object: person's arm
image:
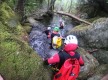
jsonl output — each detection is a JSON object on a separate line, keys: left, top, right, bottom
{"left": 79, "top": 56, "right": 84, "bottom": 66}
{"left": 48, "top": 32, "right": 51, "bottom": 38}
{"left": 44, "top": 53, "right": 60, "bottom": 65}
{"left": 75, "top": 52, "right": 84, "bottom": 66}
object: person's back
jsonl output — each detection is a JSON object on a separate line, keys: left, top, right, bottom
{"left": 43, "top": 35, "right": 84, "bottom": 80}
{"left": 50, "top": 26, "right": 61, "bottom": 49}
{"left": 53, "top": 51, "right": 81, "bottom": 80}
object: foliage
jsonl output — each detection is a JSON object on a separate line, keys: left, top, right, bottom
{"left": 25, "top": 0, "right": 43, "bottom": 15}
{"left": 2, "top": 0, "right": 43, "bottom": 16}
{"left": 2, "top": 0, "right": 17, "bottom": 10}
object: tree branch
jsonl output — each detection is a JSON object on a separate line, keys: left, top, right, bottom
{"left": 54, "top": 11, "right": 91, "bottom": 25}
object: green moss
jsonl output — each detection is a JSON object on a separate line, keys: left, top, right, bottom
{"left": 23, "top": 25, "right": 32, "bottom": 33}
{"left": 0, "top": 33, "right": 44, "bottom": 80}
{"left": 87, "top": 17, "right": 100, "bottom": 23}
{"left": 0, "top": 31, "right": 11, "bottom": 41}
{"left": 17, "top": 25, "right": 25, "bottom": 35}
{"left": 0, "top": 2, "right": 52, "bottom": 80}
{"left": 0, "top": 41, "right": 19, "bottom": 52}
{"left": 0, "top": 2, "right": 24, "bottom": 36}
{"left": 68, "top": 23, "right": 91, "bottom": 34}
{"left": 0, "top": 2, "right": 15, "bottom": 21}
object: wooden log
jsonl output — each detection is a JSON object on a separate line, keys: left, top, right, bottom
{"left": 54, "top": 11, "right": 91, "bottom": 25}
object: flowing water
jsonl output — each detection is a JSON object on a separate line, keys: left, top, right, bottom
{"left": 29, "top": 14, "right": 74, "bottom": 59}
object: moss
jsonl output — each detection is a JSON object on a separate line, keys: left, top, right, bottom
{"left": 0, "top": 41, "right": 19, "bottom": 52}
{"left": 68, "top": 23, "right": 91, "bottom": 34}
{"left": 0, "top": 35, "right": 45, "bottom": 80}
{"left": 0, "top": 2, "right": 52, "bottom": 80}
{"left": 87, "top": 16, "right": 100, "bottom": 23}
{"left": 0, "top": 2, "right": 15, "bottom": 20}
{"left": 23, "top": 25, "right": 32, "bottom": 33}
{"left": 0, "top": 2, "right": 24, "bottom": 36}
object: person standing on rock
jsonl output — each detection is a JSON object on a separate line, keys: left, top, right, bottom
{"left": 59, "top": 18, "right": 65, "bottom": 29}
{"left": 50, "top": 26, "right": 62, "bottom": 49}
{"left": 44, "top": 27, "right": 51, "bottom": 39}
{"left": 59, "top": 18, "right": 65, "bottom": 38}
{"left": 43, "top": 35, "right": 84, "bottom": 80}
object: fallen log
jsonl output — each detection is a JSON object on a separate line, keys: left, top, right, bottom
{"left": 54, "top": 11, "right": 91, "bottom": 25}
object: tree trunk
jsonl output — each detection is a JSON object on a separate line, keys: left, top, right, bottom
{"left": 48, "top": 0, "right": 50, "bottom": 9}
{"left": 69, "top": 0, "right": 72, "bottom": 13}
{"left": 54, "top": 11, "right": 91, "bottom": 25}
{"left": 15, "top": 0, "right": 26, "bottom": 17}
{"left": 48, "top": 0, "right": 56, "bottom": 11}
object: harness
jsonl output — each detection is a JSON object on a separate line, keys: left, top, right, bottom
{"left": 52, "top": 51, "right": 80, "bottom": 70}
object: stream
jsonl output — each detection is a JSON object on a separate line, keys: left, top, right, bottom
{"left": 29, "top": 14, "right": 74, "bottom": 59}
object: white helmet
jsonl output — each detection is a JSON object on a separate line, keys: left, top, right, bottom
{"left": 47, "top": 27, "right": 51, "bottom": 30}
{"left": 64, "top": 35, "right": 78, "bottom": 44}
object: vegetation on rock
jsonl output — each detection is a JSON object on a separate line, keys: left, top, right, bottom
{"left": 0, "top": 2, "right": 52, "bottom": 80}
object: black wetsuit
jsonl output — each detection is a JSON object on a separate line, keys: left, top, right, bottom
{"left": 44, "top": 30, "right": 50, "bottom": 38}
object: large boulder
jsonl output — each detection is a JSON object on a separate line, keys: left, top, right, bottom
{"left": 87, "top": 64, "right": 108, "bottom": 80}
{"left": 95, "top": 0, "right": 108, "bottom": 13}
{"left": 68, "top": 18, "right": 108, "bottom": 64}
{"left": 76, "top": 48, "right": 99, "bottom": 80}
{"left": 69, "top": 18, "right": 108, "bottom": 48}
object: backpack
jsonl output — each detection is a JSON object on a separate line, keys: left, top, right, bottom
{"left": 53, "top": 58, "right": 80, "bottom": 80}
{"left": 52, "top": 36, "right": 62, "bottom": 49}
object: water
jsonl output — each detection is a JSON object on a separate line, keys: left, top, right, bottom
{"left": 48, "top": 14, "right": 74, "bottom": 37}
{"left": 29, "top": 14, "right": 74, "bottom": 59}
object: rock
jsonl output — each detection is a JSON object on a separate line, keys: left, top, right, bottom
{"left": 76, "top": 47, "right": 99, "bottom": 80}
{"left": 75, "top": 0, "right": 99, "bottom": 18}
{"left": 87, "top": 64, "right": 108, "bottom": 80}
{"left": 68, "top": 18, "right": 108, "bottom": 48}
{"left": 68, "top": 18, "right": 108, "bottom": 64}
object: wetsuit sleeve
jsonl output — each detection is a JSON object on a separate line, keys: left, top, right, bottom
{"left": 79, "top": 56, "right": 84, "bottom": 66}
{"left": 47, "top": 53, "right": 60, "bottom": 64}
{"left": 74, "top": 52, "right": 84, "bottom": 66}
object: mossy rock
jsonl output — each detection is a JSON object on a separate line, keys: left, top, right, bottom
{"left": 0, "top": 2, "right": 52, "bottom": 80}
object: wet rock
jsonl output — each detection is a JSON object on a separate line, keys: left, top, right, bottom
{"left": 76, "top": 0, "right": 99, "bottom": 18}
{"left": 29, "top": 30, "right": 51, "bottom": 59}
{"left": 28, "top": 9, "right": 53, "bottom": 21}
{"left": 92, "top": 49, "right": 108, "bottom": 64}
{"left": 87, "top": 64, "right": 108, "bottom": 80}
{"left": 76, "top": 47, "right": 99, "bottom": 80}
{"left": 95, "top": 0, "right": 108, "bottom": 13}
